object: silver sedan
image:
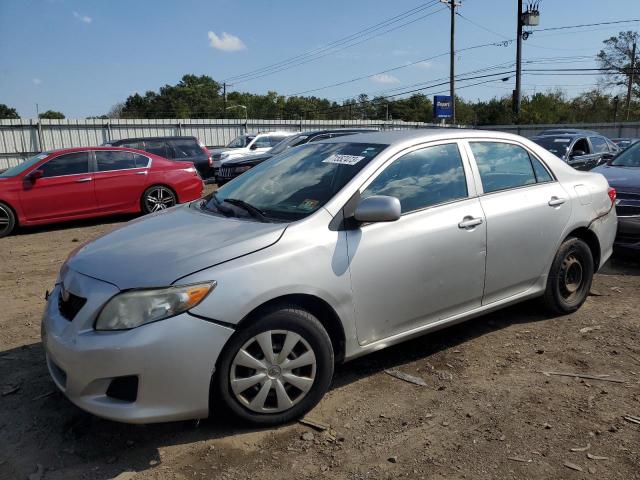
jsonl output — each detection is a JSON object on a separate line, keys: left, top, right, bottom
{"left": 42, "top": 129, "right": 617, "bottom": 425}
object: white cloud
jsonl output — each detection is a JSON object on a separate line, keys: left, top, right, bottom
{"left": 32, "top": 78, "right": 42, "bottom": 85}
{"left": 372, "top": 73, "right": 399, "bottom": 84}
{"left": 72, "top": 11, "right": 92, "bottom": 24}
{"left": 208, "top": 31, "right": 246, "bottom": 52}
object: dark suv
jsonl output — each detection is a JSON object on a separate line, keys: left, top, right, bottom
{"left": 217, "top": 128, "right": 378, "bottom": 184}
{"left": 530, "top": 132, "right": 619, "bottom": 171}
{"left": 104, "top": 136, "right": 213, "bottom": 179}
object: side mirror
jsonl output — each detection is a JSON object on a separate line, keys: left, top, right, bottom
{"left": 27, "top": 169, "right": 44, "bottom": 183}
{"left": 354, "top": 195, "right": 401, "bottom": 223}
{"left": 570, "top": 150, "right": 586, "bottom": 158}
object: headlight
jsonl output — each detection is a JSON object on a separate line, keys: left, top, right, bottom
{"left": 95, "top": 282, "right": 215, "bottom": 331}
{"left": 233, "top": 166, "right": 252, "bottom": 173}
{"left": 220, "top": 153, "right": 230, "bottom": 160}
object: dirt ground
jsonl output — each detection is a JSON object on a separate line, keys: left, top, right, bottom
{"left": 1, "top": 192, "right": 639, "bottom": 480}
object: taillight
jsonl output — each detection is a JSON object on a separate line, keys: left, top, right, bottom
{"left": 607, "top": 187, "right": 616, "bottom": 205}
{"left": 208, "top": 155, "right": 213, "bottom": 166}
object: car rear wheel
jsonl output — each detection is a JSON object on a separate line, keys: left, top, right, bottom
{"left": 0, "top": 202, "right": 16, "bottom": 238}
{"left": 215, "top": 307, "right": 334, "bottom": 426}
{"left": 141, "top": 186, "right": 176, "bottom": 214}
{"left": 543, "top": 237, "right": 594, "bottom": 314}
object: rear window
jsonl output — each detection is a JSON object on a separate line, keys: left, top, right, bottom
{"left": 470, "top": 142, "right": 537, "bottom": 193}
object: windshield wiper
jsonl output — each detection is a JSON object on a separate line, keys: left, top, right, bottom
{"left": 223, "top": 198, "right": 271, "bottom": 223}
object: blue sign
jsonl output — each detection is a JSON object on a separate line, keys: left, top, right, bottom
{"left": 434, "top": 95, "right": 453, "bottom": 119}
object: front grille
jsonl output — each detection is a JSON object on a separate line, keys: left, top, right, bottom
{"left": 219, "top": 167, "right": 234, "bottom": 177}
{"left": 616, "top": 205, "right": 640, "bottom": 217}
{"left": 616, "top": 191, "right": 640, "bottom": 200}
{"left": 615, "top": 191, "right": 640, "bottom": 217}
{"left": 58, "top": 288, "right": 87, "bottom": 322}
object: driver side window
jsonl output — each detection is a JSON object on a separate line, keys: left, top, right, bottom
{"left": 362, "top": 143, "right": 468, "bottom": 214}
{"left": 572, "top": 138, "right": 590, "bottom": 156}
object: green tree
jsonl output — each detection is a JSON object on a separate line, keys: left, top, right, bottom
{"left": 39, "top": 110, "right": 65, "bottom": 119}
{"left": 0, "top": 103, "right": 20, "bottom": 119}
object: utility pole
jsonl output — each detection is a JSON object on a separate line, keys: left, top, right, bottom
{"left": 441, "top": 0, "right": 458, "bottom": 124}
{"left": 626, "top": 42, "right": 637, "bottom": 120}
{"left": 222, "top": 82, "right": 227, "bottom": 116}
{"left": 514, "top": 0, "right": 523, "bottom": 118}
{"left": 613, "top": 95, "right": 620, "bottom": 123}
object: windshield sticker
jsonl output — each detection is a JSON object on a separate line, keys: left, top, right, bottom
{"left": 553, "top": 138, "right": 571, "bottom": 143}
{"left": 322, "top": 154, "right": 366, "bottom": 165}
{"left": 298, "top": 199, "right": 319, "bottom": 211}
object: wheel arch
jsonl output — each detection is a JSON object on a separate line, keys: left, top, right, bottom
{"left": 564, "top": 226, "right": 601, "bottom": 270}
{"left": 234, "top": 293, "right": 346, "bottom": 364}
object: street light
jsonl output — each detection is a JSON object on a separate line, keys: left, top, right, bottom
{"left": 225, "top": 105, "right": 248, "bottom": 133}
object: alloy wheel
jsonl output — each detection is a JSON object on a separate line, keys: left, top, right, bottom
{"left": 0, "top": 204, "right": 12, "bottom": 236}
{"left": 144, "top": 187, "right": 175, "bottom": 212}
{"left": 230, "top": 330, "right": 317, "bottom": 413}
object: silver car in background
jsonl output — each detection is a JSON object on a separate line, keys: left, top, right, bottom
{"left": 42, "top": 130, "right": 617, "bottom": 426}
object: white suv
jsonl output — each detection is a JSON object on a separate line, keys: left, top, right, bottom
{"left": 212, "top": 132, "right": 294, "bottom": 172}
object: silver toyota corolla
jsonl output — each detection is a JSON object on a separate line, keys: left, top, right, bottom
{"left": 42, "top": 130, "right": 617, "bottom": 425}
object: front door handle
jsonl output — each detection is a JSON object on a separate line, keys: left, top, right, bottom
{"left": 458, "top": 216, "right": 483, "bottom": 229}
{"left": 548, "top": 196, "right": 566, "bottom": 207}
{"left": 75, "top": 177, "right": 92, "bottom": 183}
{"left": 135, "top": 171, "right": 148, "bottom": 175}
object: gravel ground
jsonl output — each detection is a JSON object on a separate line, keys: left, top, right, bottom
{"left": 1, "top": 193, "right": 639, "bottom": 480}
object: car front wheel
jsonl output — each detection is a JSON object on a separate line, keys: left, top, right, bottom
{"left": 543, "top": 237, "right": 594, "bottom": 314}
{"left": 215, "top": 307, "right": 334, "bottom": 426}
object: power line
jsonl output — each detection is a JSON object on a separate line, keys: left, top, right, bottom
{"left": 535, "top": 18, "right": 640, "bottom": 33}
{"left": 223, "top": 1, "right": 444, "bottom": 84}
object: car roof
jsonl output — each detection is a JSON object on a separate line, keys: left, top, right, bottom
{"left": 296, "top": 128, "right": 379, "bottom": 136}
{"left": 108, "top": 136, "right": 198, "bottom": 143}
{"left": 44, "top": 146, "right": 158, "bottom": 156}
{"left": 531, "top": 133, "right": 585, "bottom": 140}
{"left": 318, "top": 128, "right": 533, "bottom": 146}
{"left": 537, "top": 128, "right": 600, "bottom": 136}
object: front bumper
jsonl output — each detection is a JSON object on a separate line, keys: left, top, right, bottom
{"left": 41, "top": 270, "right": 234, "bottom": 424}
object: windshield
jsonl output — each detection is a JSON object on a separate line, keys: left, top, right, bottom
{"left": 226, "top": 135, "right": 255, "bottom": 148}
{"left": 202, "top": 142, "right": 387, "bottom": 221}
{"left": 269, "top": 134, "right": 310, "bottom": 155}
{"left": 532, "top": 136, "right": 570, "bottom": 158}
{"left": 0, "top": 152, "right": 49, "bottom": 177}
{"left": 611, "top": 141, "right": 640, "bottom": 167}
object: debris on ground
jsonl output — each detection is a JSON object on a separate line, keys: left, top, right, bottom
{"left": 622, "top": 415, "right": 640, "bottom": 426}
{"left": 541, "top": 371, "right": 625, "bottom": 383}
{"left": 507, "top": 456, "right": 531, "bottom": 463}
{"left": 387, "top": 456, "right": 398, "bottom": 463}
{"left": 384, "top": 369, "right": 428, "bottom": 386}
{"left": 570, "top": 443, "right": 590, "bottom": 452}
{"left": 563, "top": 461, "right": 583, "bottom": 471}
{"left": 579, "top": 326, "right": 601, "bottom": 334}
{"left": 301, "top": 432, "right": 315, "bottom": 442}
{"left": 299, "top": 418, "right": 329, "bottom": 432}
{"left": 610, "top": 286, "right": 622, "bottom": 293}
{"left": 31, "top": 390, "right": 55, "bottom": 401}
{"left": 586, "top": 453, "right": 609, "bottom": 460}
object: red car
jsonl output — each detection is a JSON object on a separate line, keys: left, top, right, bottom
{"left": 0, "top": 147, "right": 203, "bottom": 237}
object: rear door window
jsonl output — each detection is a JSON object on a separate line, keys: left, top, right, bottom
{"left": 95, "top": 151, "right": 144, "bottom": 171}
{"left": 363, "top": 143, "right": 468, "bottom": 214}
{"left": 145, "top": 140, "right": 170, "bottom": 158}
{"left": 170, "top": 139, "right": 203, "bottom": 158}
{"left": 589, "top": 136, "right": 609, "bottom": 154}
{"left": 572, "top": 138, "right": 590, "bottom": 155}
{"left": 470, "top": 142, "right": 537, "bottom": 193}
{"left": 40, "top": 152, "right": 90, "bottom": 178}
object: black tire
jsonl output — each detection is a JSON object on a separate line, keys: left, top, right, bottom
{"left": 214, "top": 306, "right": 334, "bottom": 426}
{"left": 543, "top": 237, "right": 594, "bottom": 314}
{"left": 140, "top": 185, "right": 176, "bottom": 214}
{"left": 0, "top": 202, "right": 16, "bottom": 238}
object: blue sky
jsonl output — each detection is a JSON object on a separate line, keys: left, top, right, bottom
{"left": 1, "top": 0, "right": 638, "bottom": 118}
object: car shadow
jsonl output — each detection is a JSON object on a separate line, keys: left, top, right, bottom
{"left": 599, "top": 248, "right": 640, "bottom": 276}
{"left": 13, "top": 213, "right": 140, "bottom": 236}
{"left": 0, "top": 298, "right": 554, "bottom": 480}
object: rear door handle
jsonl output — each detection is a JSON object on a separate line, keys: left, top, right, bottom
{"left": 458, "top": 216, "right": 483, "bottom": 229}
{"left": 135, "top": 171, "right": 148, "bottom": 175}
{"left": 548, "top": 196, "right": 566, "bottom": 207}
{"left": 75, "top": 177, "right": 92, "bottom": 183}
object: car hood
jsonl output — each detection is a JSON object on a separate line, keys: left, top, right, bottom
{"left": 66, "top": 204, "right": 287, "bottom": 290}
{"left": 592, "top": 165, "right": 640, "bottom": 192}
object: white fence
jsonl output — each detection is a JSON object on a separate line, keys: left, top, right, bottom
{"left": 0, "top": 118, "right": 435, "bottom": 169}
